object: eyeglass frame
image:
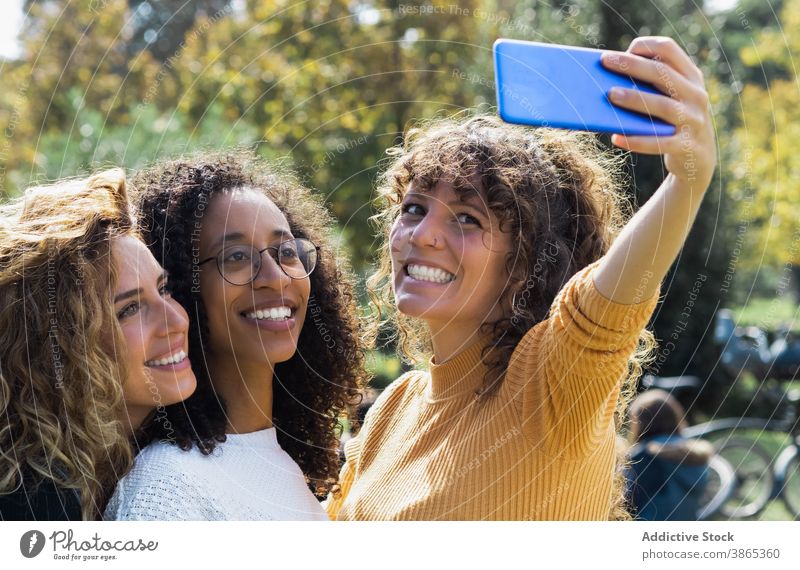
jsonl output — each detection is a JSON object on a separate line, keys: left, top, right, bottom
{"left": 197, "top": 237, "right": 320, "bottom": 285}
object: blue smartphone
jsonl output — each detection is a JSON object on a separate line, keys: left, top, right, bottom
{"left": 493, "top": 38, "right": 676, "bottom": 136}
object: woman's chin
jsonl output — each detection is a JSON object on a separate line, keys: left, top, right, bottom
{"left": 175, "top": 373, "right": 198, "bottom": 402}
{"left": 155, "top": 373, "right": 198, "bottom": 407}
{"left": 396, "top": 297, "right": 447, "bottom": 321}
{"left": 258, "top": 341, "right": 300, "bottom": 365}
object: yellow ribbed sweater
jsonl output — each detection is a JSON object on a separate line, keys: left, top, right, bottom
{"left": 327, "top": 259, "right": 660, "bottom": 520}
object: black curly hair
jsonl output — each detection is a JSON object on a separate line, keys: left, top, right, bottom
{"left": 131, "top": 150, "right": 366, "bottom": 496}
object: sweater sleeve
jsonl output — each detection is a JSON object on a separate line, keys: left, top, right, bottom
{"left": 105, "top": 470, "right": 226, "bottom": 521}
{"left": 505, "top": 258, "right": 660, "bottom": 456}
{"left": 324, "top": 436, "right": 360, "bottom": 521}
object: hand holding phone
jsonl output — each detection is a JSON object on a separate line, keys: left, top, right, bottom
{"left": 493, "top": 39, "right": 676, "bottom": 136}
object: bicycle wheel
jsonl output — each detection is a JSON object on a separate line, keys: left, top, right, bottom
{"left": 778, "top": 446, "right": 800, "bottom": 520}
{"left": 715, "top": 437, "right": 774, "bottom": 519}
{"left": 697, "top": 455, "right": 736, "bottom": 520}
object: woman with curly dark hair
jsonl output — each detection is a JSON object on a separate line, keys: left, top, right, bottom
{"left": 326, "top": 37, "right": 716, "bottom": 520}
{"left": 105, "top": 151, "right": 366, "bottom": 520}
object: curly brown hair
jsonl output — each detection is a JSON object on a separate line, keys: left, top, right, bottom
{"left": 0, "top": 169, "right": 136, "bottom": 519}
{"left": 131, "top": 150, "right": 366, "bottom": 496}
{"left": 367, "top": 114, "right": 657, "bottom": 519}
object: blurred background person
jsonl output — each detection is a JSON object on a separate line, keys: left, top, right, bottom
{"left": 625, "top": 389, "right": 714, "bottom": 521}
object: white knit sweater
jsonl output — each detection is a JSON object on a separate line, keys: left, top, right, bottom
{"left": 104, "top": 428, "right": 329, "bottom": 521}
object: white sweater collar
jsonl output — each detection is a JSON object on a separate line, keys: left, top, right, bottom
{"left": 223, "top": 426, "right": 279, "bottom": 448}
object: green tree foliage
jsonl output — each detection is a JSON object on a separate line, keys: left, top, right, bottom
{"left": 729, "top": 0, "right": 800, "bottom": 273}
{"left": 3, "top": 0, "right": 497, "bottom": 263}
{"left": 1, "top": 0, "right": 159, "bottom": 190}
{"left": 154, "top": 0, "right": 495, "bottom": 263}
{"left": 1, "top": 1, "right": 793, "bottom": 414}
{"left": 125, "top": 0, "right": 232, "bottom": 62}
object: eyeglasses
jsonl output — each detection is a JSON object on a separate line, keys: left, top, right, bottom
{"left": 198, "top": 238, "right": 320, "bottom": 285}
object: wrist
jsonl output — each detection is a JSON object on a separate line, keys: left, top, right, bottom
{"left": 665, "top": 171, "right": 713, "bottom": 198}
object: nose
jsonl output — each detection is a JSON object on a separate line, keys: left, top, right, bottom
{"left": 408, "top": 208, "right": 444, "bottom": 250}
{"left": 252, "top": 250, "right": 291, "bottom": 290}
{"left": 162, "top": 296, "right": 190, "bottom": 338}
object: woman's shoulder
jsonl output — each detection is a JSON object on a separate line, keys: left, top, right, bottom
{"left": 125, "top": 439, "right": 219, "bottom": 478}
{"left": 643, "top": 436, "right": 713, "bottom": 466}
{"left": 114, "top": 441, "right": 214, "bottom": 498}
{"left": 348, "top": 370, "right": 427, "bottom": 441}
{"left": 105, "top": 442, "right": 224, "bottom": 521}
{"left": 372, "top": 370, "right": 427, "bottom": 410}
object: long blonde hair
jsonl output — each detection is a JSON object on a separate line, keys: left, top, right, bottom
{"left": 0, "top": 169, "right": 136, "bottom": 519}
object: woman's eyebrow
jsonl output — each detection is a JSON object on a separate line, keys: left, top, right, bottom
{"left": 211, "top": 231, "right": 246, "bottom": 250}
{"left": 272, "top": 229, "right": 293, "bottom": 240}
{"left": 211, "top": 229, "right": 295, "bottom": 250}
{"left": 114, "top": 271, "right": 169, "bottom": 304}
{"left": 449, "top": 195, "right": 489, "bottom": 215}
{"left": 114, "top": 288, "right": 141, "bottom": 304}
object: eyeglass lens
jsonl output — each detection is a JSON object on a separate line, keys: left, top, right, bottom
{"left": 218, "top": 239, "right": 316, "bottom": 284}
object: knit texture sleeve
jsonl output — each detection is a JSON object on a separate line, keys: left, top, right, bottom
{"left": 324, "top": 436, "right": 359, "bottom": 521}
{"left": 505, "top": 258, "right": 660, "bottom": 456}
{"left": 105, "top": 469, "right": 226, "bottom": 521}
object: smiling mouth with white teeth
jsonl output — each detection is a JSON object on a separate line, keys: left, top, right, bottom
{"left": 405, "top": 264, "right": 456, "bottom": 284}
{"left": 145, "top": 349, "right": 187, "bottom": 367}
{"left": 242, "top": 306, "right": 294, "bottom": 321}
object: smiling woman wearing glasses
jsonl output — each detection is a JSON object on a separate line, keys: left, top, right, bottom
{"left": 198, "top": 236, "right": 320, "bottom": 287}
{"left": 104, "top": 151, "right": 366, "bottom": 521}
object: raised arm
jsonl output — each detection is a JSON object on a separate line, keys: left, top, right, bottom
{"left": 594, "top": 37, "right": 716, "bottom": 303}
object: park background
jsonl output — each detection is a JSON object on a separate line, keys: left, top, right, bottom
{"left": 0, "top": 0, "right": 798, "bottom": 519}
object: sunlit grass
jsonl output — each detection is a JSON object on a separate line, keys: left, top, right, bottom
{"left": 731, "top": 297, "right": 799, "bottom": 332}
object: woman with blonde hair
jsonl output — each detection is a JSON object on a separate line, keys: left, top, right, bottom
{"left": 0, "top": 169, "right": 196, "bottom": 520}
